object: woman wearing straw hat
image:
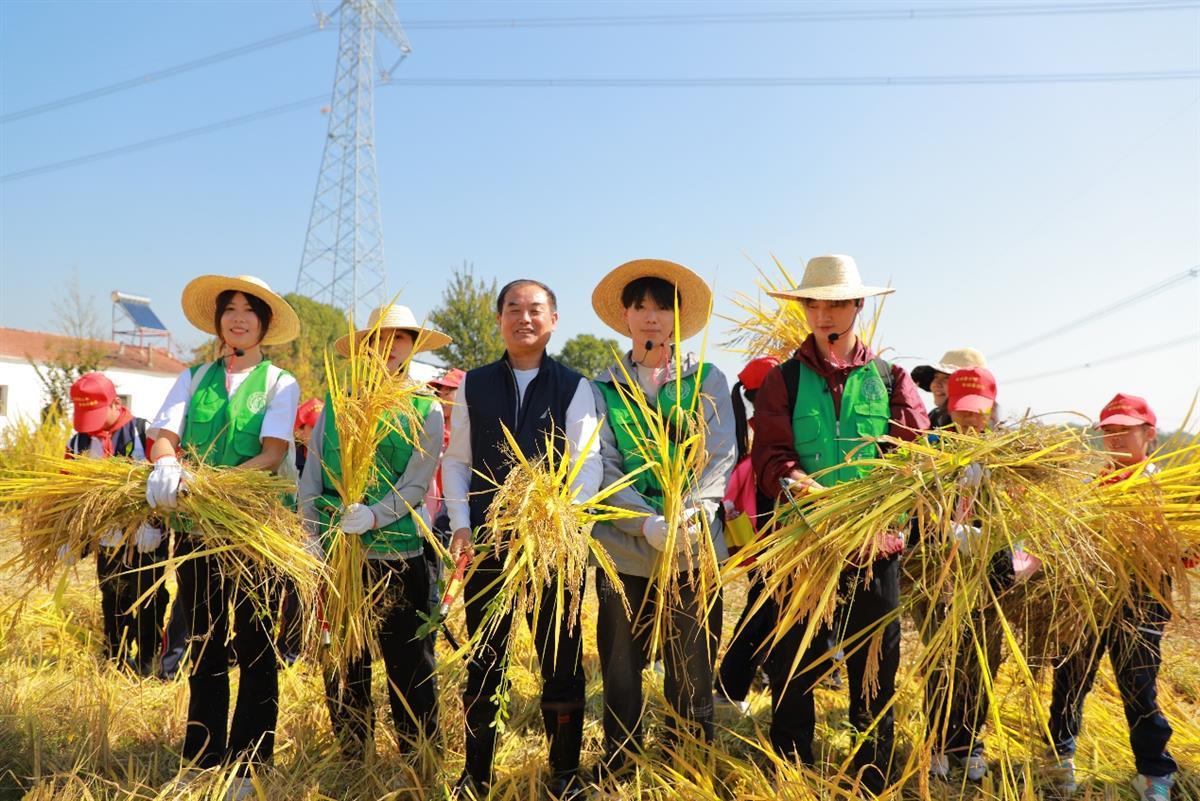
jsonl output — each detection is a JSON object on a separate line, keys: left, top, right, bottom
{"left": 145, "top": 274, "right": 300, "bottom": 798}
{"left": 750, "top": 255, "right": 928, "bottom": 796}
{"left": 298, "top": 304, "right": 448, "bottom": 762}
{"left": 911, "top": 348, "right": 992, "bottom": 429}
{"left": 588, "top": 259, "right": 737, "bottom": 779}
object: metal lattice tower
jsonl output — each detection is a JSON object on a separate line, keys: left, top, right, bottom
{"left": 296, "top": 0, "right": 410, "bottom": 316}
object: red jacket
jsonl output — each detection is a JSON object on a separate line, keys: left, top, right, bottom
{"left": 751, "top": 335, "right": 929, "bottom": 498}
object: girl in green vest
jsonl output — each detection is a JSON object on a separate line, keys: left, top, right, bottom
{"left": 297, "top": 304, "right": 449, "bottom": 762}
{"left": 145, "top": 275, "right": 301, "bottom": 799}
{"left": 588, "top": 259, "right": 737, "bottom": 779}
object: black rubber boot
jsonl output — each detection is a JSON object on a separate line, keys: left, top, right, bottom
{"left": 543, "top": 705, "right": 585, "bottom": 799}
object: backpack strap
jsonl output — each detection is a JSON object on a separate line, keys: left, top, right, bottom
{"left": 135, "top": 417, "right": 148, "bottom": 455}
{"left": 873, "top": 356, "right": 894, "bottom": 399}
{"left": 781, "top": 358, "right": 802, "bottom": 416}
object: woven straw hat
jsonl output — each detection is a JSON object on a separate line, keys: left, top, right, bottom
{"left": 766, "top": 255, "right": 894, "bottom": 302}
{"left": 912, "top": 347, "right": 988, "bottom": 392}
{"left": 181, "top": 274, "right": 301, "bottom": 346}
{"left": 591, "top": 259, "right": 712, "bottom": 341}
{"left": 334, "top": 304, "right": 452, "bottom": 357}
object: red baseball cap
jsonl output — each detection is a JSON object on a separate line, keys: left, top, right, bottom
{"left": 947, "top": 367, "right": 997, "bottom": 414}
{"left": 70, "top": 372, "right": 117, "bottom": 434}
{"left": 294, "top": 398, "right": 324, "bottom": 430}
{"left": 430, "top": 367, "right": 465, "bottom": 390}
{"left": 1096, "top": 393, "right": 1156, "bottom": 428}
{"left": 737, "top": 356, "right": 781, "bottom": 391}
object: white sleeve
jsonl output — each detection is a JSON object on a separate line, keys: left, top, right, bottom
{"left": 260, "top": 372, "right": 301, "bottom": 441}
{"left": 441, "top": 379, "right": 473, "bottom": 532}
{"left": 565, "top": 377, "right": 603, "bottom": 501}
{"left": 147, "top": 369, "right": 193, "bottom": 439}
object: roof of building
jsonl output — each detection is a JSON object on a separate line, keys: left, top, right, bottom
{"left": 0, "top": 327, "right": 188, "bottom": 376}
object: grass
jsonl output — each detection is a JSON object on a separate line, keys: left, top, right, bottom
{"left": 0, "top": 527, "right": 1195, "bottom": 800}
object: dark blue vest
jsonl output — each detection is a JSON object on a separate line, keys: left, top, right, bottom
{"left": 68, "top": 417, "right": 148, "bottom": 459}
{"left": 465, "top": 352, "right": 582, "bottom": 528}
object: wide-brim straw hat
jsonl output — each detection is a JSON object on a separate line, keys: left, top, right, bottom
{"left": 912, "top": 347, "right": 988, "bottom": 392}
{"left": 765, "top": 255, "right": 895, "bottom": 302}
{"left": 181, "top": 274, "right": 301, "bottom": 346}
{"left": 334, "top": 304, "right": 452, "bottom": 358}
{"left": 591, "top": 258, "right": 712, "bottom": 341}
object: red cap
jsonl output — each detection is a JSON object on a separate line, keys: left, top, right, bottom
{"left": 69, "top": 372, "right": 117, "bottom": 434}
{"left": 294, "top": 398, "right": 324, "bottom": 430}
{"left": 947, "top": 367, "right": 997, "bottom": 414}
{"left": 737, "top": 356, "right": 781, "bottom": 391}
{"left": 1096, "top": 393, "right": 1156, "bottom": 428}
{"left": 430, "top": 367, "right": 465, "bottom": 390}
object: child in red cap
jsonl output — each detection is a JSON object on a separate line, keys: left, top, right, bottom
{"left": 1047, "top": 394, "right": 1177, "bottom": 801}
{"left": 65, "top": 372, "right": 167, "bottom": 676}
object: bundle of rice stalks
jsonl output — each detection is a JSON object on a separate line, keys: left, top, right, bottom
{"left": 720, "top": 255, "right": 887, "bottom": 360}
{"left": 0, "top": 455, "right": 322, "bottom": 601}
{"left": 603, "top": 303, "right": 724, "bottom": 662}
{"left": 476, "top": 424, "right": 643, "bottom": 657}
{"left": 317, "top": 312, "right": 432, "bottom": 674}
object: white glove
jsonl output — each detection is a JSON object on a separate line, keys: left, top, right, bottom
{"left": 642, "top": 508, "right": 706, "bottom": 553}
{"left": 57, "top": 544, "right": 78, "bottom": 567}
{"left": 951, "top": 522, "right": 983, "bottom": 555}
{"left": 958, "top": 462, "right": 987, "bottom": 489}
{"left": 722, "top": 499, "right": 742, "bottom": 520}
{"left": 642, "top": 515, "right": 670, "bottom": 551}
{"left": 146, "top": 456, "right": 185, "bottom": 510}
{"left": 133, "top": 524, "right": 163, "bottom": 554}
{"left": 340, "top": 502, "right": 376, "bottom": 535}
{"left": 97, "top": 529, "right": 123, "bottom": 549}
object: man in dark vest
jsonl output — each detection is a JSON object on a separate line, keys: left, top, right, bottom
{"left": 751, "top": 255, "right": 929, "bottom": 797}
{"left": 444, "top": 279, "right": 602, "bottom": 799}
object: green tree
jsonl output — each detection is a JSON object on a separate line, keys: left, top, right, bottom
{"left": 556, "top": 333, "right": 620, "bottom": 378}
{"left": 428, "top": 263, "right": 505, "bottom": 370}
{"left": 190, "top": 292, "right": 347, "bottom": 400}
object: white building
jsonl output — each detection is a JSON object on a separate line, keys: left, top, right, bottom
{"left": 0, "top": 327, "right": 188, "bottom": 431}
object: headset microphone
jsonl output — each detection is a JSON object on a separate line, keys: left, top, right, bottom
{"left": 233, "top": 348, "right": 246, "bottom": 357}
{"left": 828, "top": 332, "right": 841, "bottom": 343}
{"left": 645, "top": 340, "right": 655, "bottom": 352}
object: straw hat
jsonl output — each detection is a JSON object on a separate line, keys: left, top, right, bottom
{"left": 912, "top": 347, "right": 988, "bottom": 392}
{"left": 181, "top": 274, "right": 301, "bottom": 346}
{"left": 591, "top": 259, "right": 712, "bottom": 341}
{"left": 334, "top": 304, "right": 452, "bottom": 357}
{"left": 766, "top": 255, "right": 894, "bottom": 302}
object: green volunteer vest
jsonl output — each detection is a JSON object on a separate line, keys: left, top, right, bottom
{"left": 791, "top": 360, "right": 890, "bottom": 486}
{"left": 317, "top": 392, "right": 435, "bottom": 555}
{"left": 596, "top": 364, "right": 711, "bottom": 513}
{"left": 181, "top": 360, "right": 273, "bottom": 467}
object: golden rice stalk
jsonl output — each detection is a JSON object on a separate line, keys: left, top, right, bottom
{"left": 0, "top": 455, "right": 323, "bottom": 603}
{"left": 318, "top": 308, "right": 433, "bottom": 673}
{"left": 720, "top": 254, "right": 888, "bottom": 360}
{"left": 477, "top": 424, "right": 644, "bottom": 656}
{"left": 0, "top": 409, "right": 71, "bottom": 490}
{"left": 604, "top": 297, "right": 723, "bottom": 663}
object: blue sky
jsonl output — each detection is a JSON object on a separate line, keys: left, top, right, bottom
{"left": 2, "top": 1, "right": 1198, "bottom": 429}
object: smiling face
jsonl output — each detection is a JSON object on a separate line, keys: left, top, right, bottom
{"left": 497, "top": 282, "right": 558, "bottom": 356}
{"left": 371, "top": 329, "right": 415, "bottom": 374}
{"left": 930, "top": 372, "right": 951, "bottom": 408}
{"left": 622, "top": 291, "right": 676, "bottom": 348}
{"left": 800, "top": 298, "right": 860, "bottom": 345}
{"left": 1101, "top": 424, "right": 1156, "bottom": 466}
{"left": 219, "top": 292, "right": 264, "bottom": 350}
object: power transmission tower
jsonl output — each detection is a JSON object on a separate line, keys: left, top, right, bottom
{"left": 296, "top": 0, "right": 410, "bottom": 317}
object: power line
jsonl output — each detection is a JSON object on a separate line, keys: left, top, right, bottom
{"left": 4, "top": 0, "right": 1195, "bottom": 125}
{"left": 402, "top": 1, "right": 1200, "bottom": 29}
{"left": 1006, "top": 333, "right": 1200, "bottom": 383}
{"left": 992, "top": 266, "right": 1200, "bottom": 359}
{"left": 4, "top": 68, "right": 1197, "bottom": 184}
{"left": 0, "top": 14, "right": 337, "bottom": 125}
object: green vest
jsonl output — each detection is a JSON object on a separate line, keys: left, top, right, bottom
{"left": 791, "top": 360, "right": 890, "bottom": 486}
{"left": 181, "top": 360, "right": 273, "bottom": 467}
{"left": 596, "top": 364, "right": 710, "bottom": 513}
{"left": 317, "top": 392, "right": 435, "bottom": 556}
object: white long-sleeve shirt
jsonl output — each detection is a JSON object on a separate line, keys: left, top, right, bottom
{"left": 441, "top": 371, "right": 603, "bottom": 533}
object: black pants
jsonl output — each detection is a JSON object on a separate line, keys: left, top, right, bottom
{"left": 159, "top": 531, "right": 195, "bottom": 680}
{"left": 96, "top": 540, "right": 169, "bottom": 671}
{"left": 766, "top": 556, "right": 901, "bottom": 795}
{"left": 176, "top": 543, "right": 279, "bottom": 769}
{"left": 1050, "top": 598, "right": 1177, "bottom": 777}
{"left": 324, "top": 556, "right": 438, "bottom": 757}
{"left": 275, "top": 578, "right": 303, "bottom": 665}
{"left": 596, "top": 569, "right": 722, "bottom": 767}
{"left": 910, "top": 595, "right": 1004, "bottom": 759}
{"left": 462, "top": 553, "right": 586, "bottom": 787}
{"left": 717, "top": 570, "right": 772, "bottom": 702}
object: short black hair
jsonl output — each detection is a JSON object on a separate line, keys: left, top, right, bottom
{"left": 496, "top": 279, "right": 557, "bottom": 313}
{"left": 214, "top": 289, "right": 273, "bottom": 344}
{"left": 621, "top": 276, "right": 678, "bottom": 311}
